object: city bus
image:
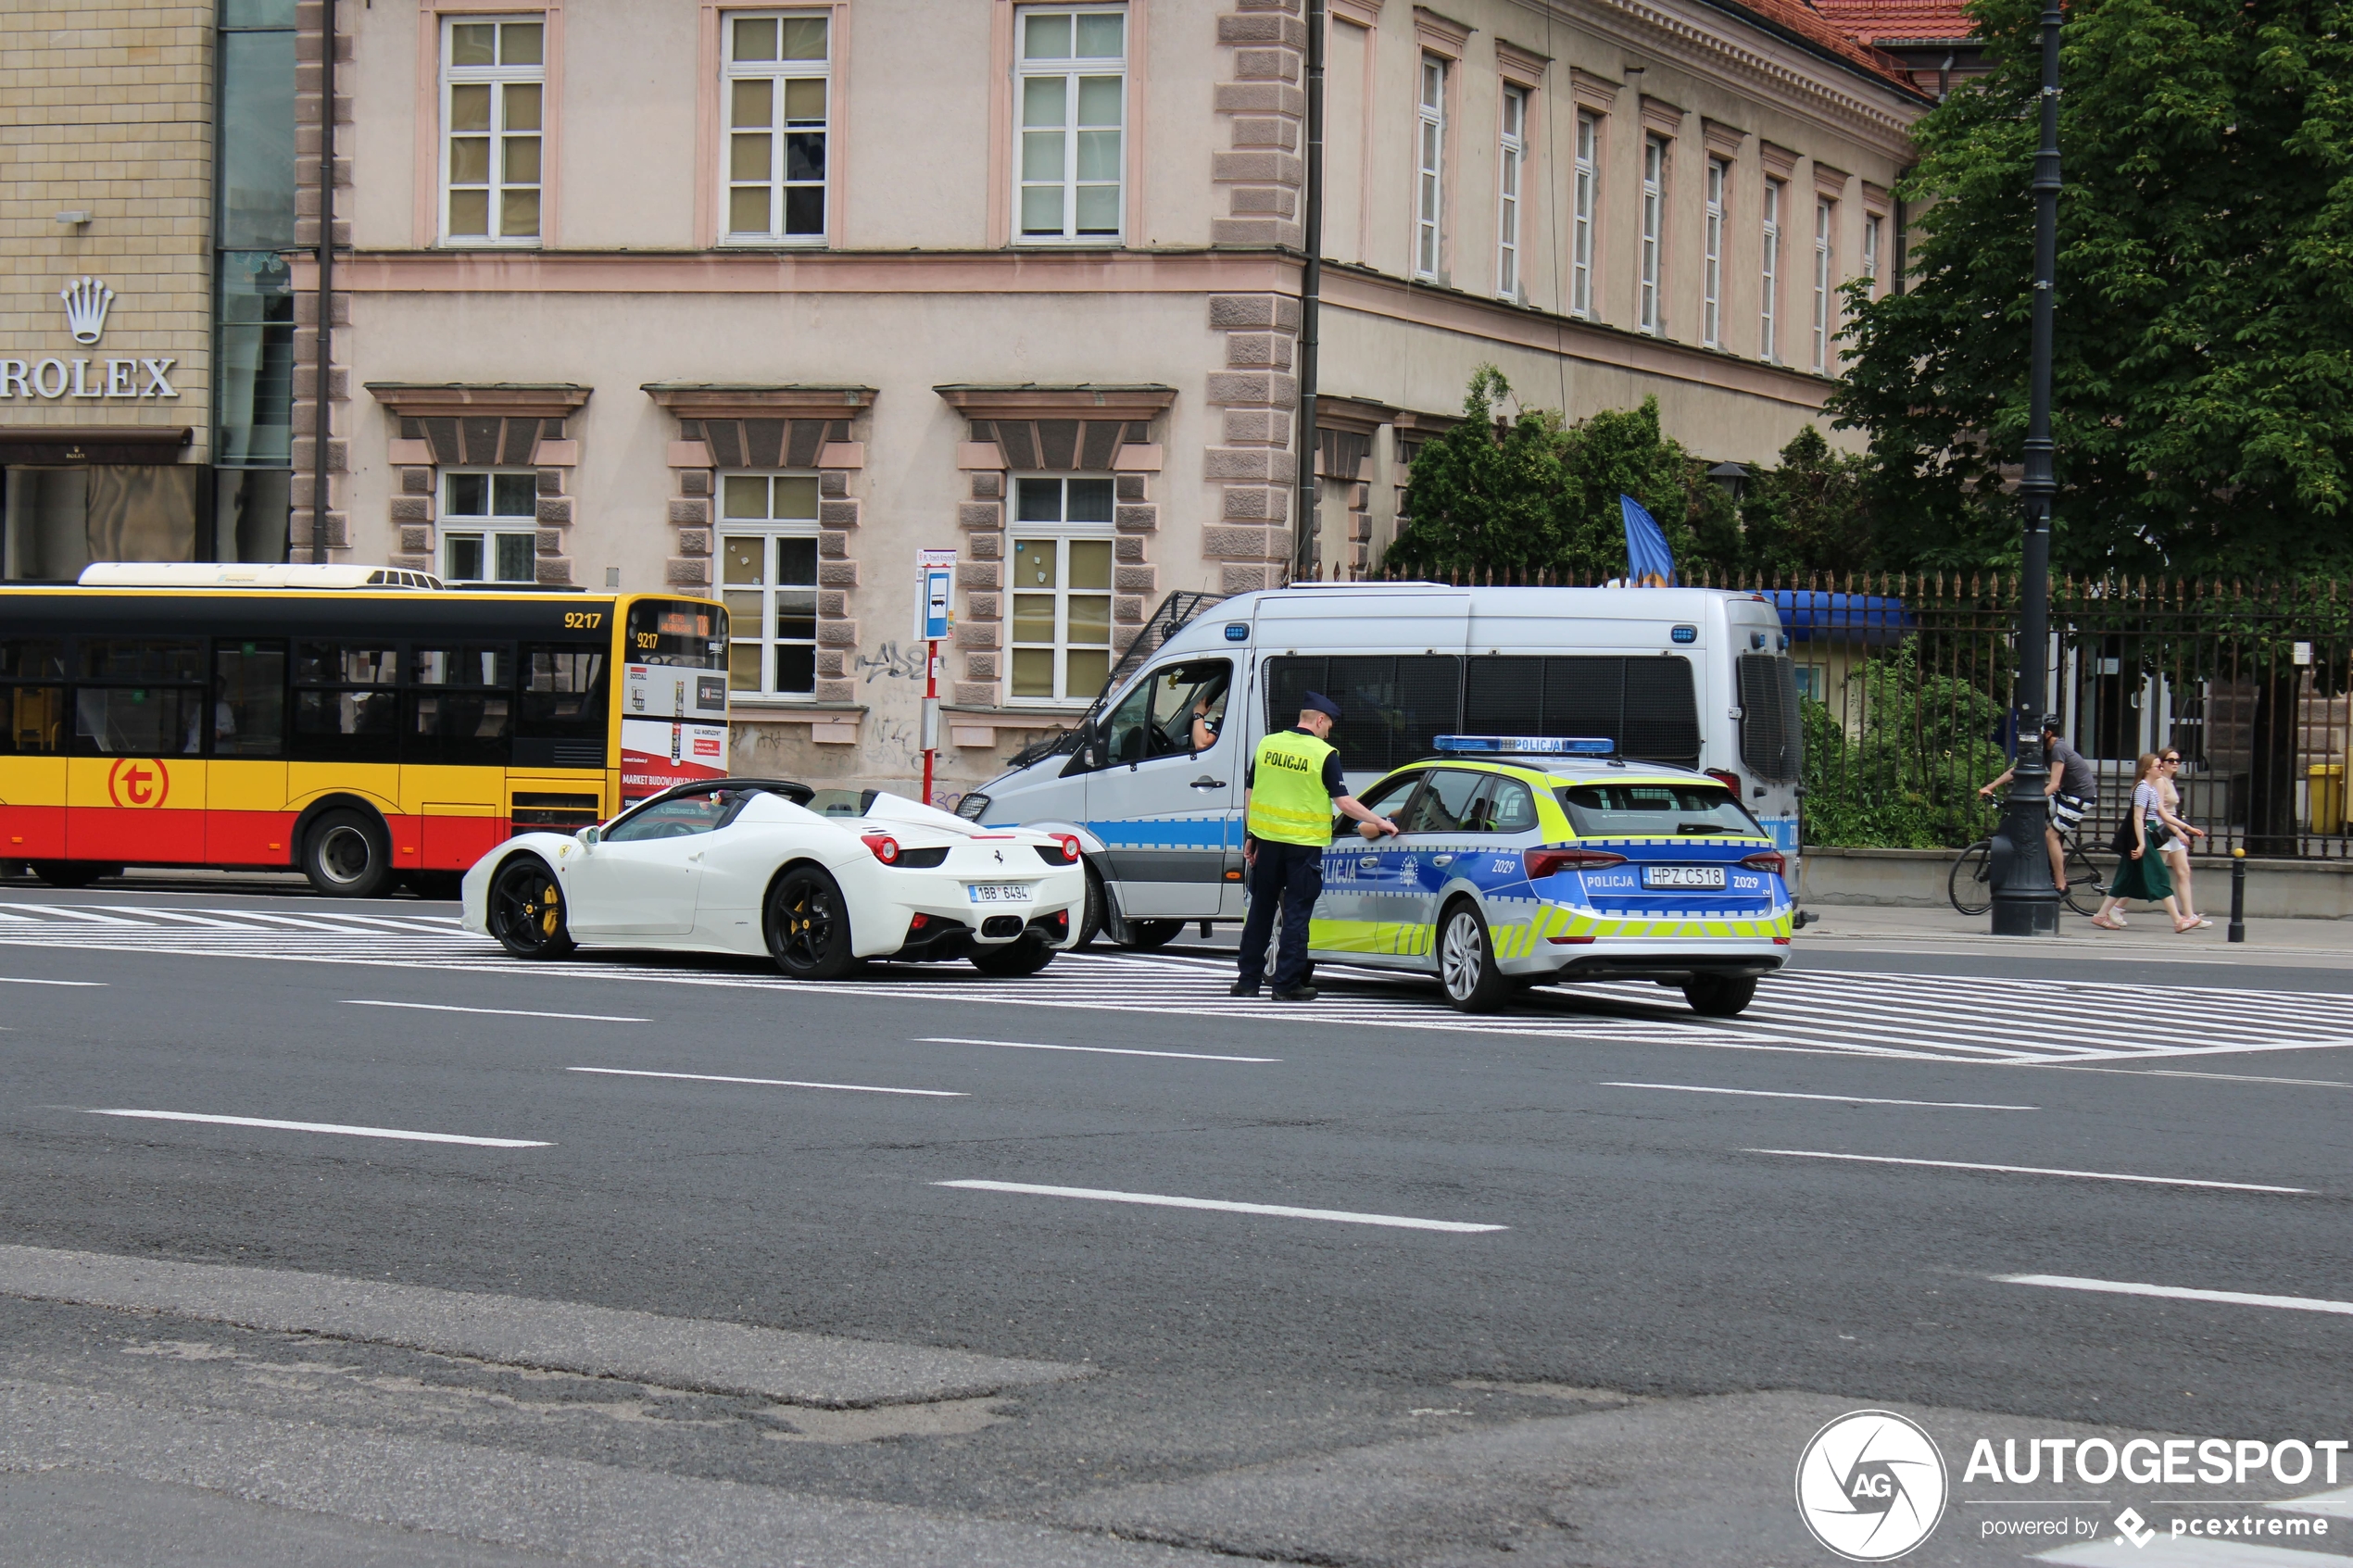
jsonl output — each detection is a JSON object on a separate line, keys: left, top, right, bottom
{"left": 0, "top": 565, "right": 728, "bottom": 897}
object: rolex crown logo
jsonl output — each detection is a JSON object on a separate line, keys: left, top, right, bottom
{"left": 60, "top": 277, "right": 115, "bottom": 345}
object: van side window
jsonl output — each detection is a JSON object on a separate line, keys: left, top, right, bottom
{"left": 1264, "top": 655, "right": 1461, "bottom": 772}
{"left": 1463, "top": 654, "right": 1700, "bottom": 767}
{"left": 1098, "top": 659, "right": 1231, "bottom": 769}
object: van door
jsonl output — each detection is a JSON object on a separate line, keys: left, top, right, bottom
{"left": 1085, "top": 657, "right": 1236, "bottom": 918}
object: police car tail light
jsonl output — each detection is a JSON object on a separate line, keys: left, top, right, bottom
{"left": 1523, "top": 847, "right": 1628, "bottom": 879}
{"left": 860, "top": 832, "right": 901, "bottom": 864}
{"left": 1742, "top": 849, "right": 1787, "bottom": 876}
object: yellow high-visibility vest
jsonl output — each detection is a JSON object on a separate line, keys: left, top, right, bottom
{"left": 1246, "top": 728, "right": 1339, "bottom": 846}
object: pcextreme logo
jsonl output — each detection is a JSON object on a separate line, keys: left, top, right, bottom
{"left": 106, "top": 758, "right": 170, "bottom": 809}
{"left": 1796, "top": 1410, "right": 1949, "bottom": 1561}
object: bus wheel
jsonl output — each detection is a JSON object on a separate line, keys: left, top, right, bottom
{"left": 302, "top": 809, "right": 392, "bottom": 898}
{"left": 31, "top": 861, "right": 117, "bottom": 889}
{"left": 487, "top": 856, "right": 575, "bottom": 960}
{"left": 766, "top": 867, "right": 858, "bottom": 981}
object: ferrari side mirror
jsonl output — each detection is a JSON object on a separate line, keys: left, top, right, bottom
{"left": 578, "top": 826, "right": 600, "bottom": 847}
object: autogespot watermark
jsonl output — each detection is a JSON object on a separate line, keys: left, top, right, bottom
{"left": 1795, "top": 1414, "right": 2346, "bottom": 1560}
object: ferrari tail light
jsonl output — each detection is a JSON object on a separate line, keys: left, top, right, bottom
{"left": 909, "top": 913, "right": 928, "bottom": 930}
{"left": 861, "top": 832, "right": 900, "bottom": 864}
{"left": 1523, "top": 847, "right": 1629, "bottom": 879}
{"left": 1705, "top": 770, "right": 1742, "bottom": 797}
{"left": 1742, "top": 849, "right": 1787, "bottom": 876}
{"left": 1056, "top": 833, "right": 1083, "bottom": 863}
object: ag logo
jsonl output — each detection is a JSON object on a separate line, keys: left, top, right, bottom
{"left": 106, "top": 758, "right": 170, "bottom": 809}
{"left": 1795, "top": 1410, "right": 1946, "bottom": 1561}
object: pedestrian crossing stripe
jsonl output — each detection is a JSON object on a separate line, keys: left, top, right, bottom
{"left": 1, "top": 903, "right": 2350, "bottom": 1068}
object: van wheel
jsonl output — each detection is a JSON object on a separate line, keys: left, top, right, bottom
{"left": 31, "top": 861, "right": 119, "bottom": 889}
{"left": 487, "top": 856, "right": 575, "bottom": 960}
{"left": 302, "top": 809, "right": 392, "bottom": 898}
{"left": 1683, "top": 974, "right": 1758, "bottom": 1017}
{"left": 972, "top": 935, "right": 1056, "bottom": 977}
{"left": 1118, "top": 920, "right": 1182, "bottom": 950}
{"left": 1437, "top": 898, "right": 1509, "bottom": 1012}
{"left": 766, "top": 867, "right": 858, "bottom": 980}
{"left": 1073, "top": 864, "right": 1107, "bottom": 950}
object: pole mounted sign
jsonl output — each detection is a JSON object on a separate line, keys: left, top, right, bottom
{"left": 915, "top": 549, "right": 956, "bottom": 806}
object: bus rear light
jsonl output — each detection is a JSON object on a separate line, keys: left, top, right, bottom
{"left": 1705, "top": 770, "right": 1742, "bottom": 797}
{"left": 1742, "top": 850, "right": 1787, "bottom": 876}
{"left": 1523, "top": 847, "right": 1629, "bottom": 879}
{"left": 861, "top": 832, "right": 900, "bottom": 864}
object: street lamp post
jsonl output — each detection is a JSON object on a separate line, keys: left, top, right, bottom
{"left": 1991, "top": 0, "right": 2064, "bottom": 936}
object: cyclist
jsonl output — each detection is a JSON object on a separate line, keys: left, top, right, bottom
{"left": 1978, "top": 719, "right": 2097, "bottom": 897}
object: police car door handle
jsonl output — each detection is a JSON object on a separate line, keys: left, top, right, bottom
{"left": 1189, "top": 774, "right": 1227, "bottom": 789}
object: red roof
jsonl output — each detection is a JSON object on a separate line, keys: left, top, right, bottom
{"left": 1806, "top": 0, "right": 1979, "bottom": 45}
{"left": 1718, "top": 0, "right": 1935, "bottom": 92}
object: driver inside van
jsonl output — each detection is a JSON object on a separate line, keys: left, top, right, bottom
{"left": 1189, "top": 674, "right": 1229, "bottom": 752}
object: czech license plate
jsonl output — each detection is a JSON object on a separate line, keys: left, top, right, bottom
{"left": 966, "top": 883, "right": 1030, "bottom": 904}
{"left": 1643, "top": 865, "right": 1726, "bottom": 889}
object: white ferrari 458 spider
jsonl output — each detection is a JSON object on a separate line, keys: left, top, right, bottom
{"left": 460, "top": 778, "right": 1088, "bottom": 979}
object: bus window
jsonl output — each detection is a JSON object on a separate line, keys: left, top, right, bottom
{"left": 409, "top": 646, "right": 513, "bottom": 766}
{"left": 75, "top": 638, "right": 205, "bottom": 756}
{"left": 0, "top": 640, "right": 66, "bottom": 755}
{"left": 292, "top": 641, "right": 400, "bottom": 762}
{"left": 213, "top": 642, "right": 286, "bottom": 757}
{"left": 520, "top": 646, "right": 609, "bottom": 734}
{"left": 624, "top": 602, "right": 728, "bottom": 669}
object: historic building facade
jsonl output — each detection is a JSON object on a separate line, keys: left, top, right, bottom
{"left": 301, "top": 0, "right": 1926, "bottom": 798}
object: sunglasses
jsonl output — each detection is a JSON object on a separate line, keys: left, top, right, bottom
{"left": 2162, "top": 756, "right": 2183, "bottom": 764}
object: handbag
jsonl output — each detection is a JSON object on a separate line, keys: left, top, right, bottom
{"left": 2108, "top": 817, "right": 2137, "bottom": 857}
{"left": 2147, "top": 819, "right": 2174, "bottom": 850}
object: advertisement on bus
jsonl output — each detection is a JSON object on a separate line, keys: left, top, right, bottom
{"left": 619, "top": 662, "right": 729, "bottom": 801}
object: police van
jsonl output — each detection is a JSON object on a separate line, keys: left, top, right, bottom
{"left": 957, "top": 583, "right": 1803, "bottom": 950}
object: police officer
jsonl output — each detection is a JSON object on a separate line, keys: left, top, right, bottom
{"left": 1233, "top": 691, "right": 1399, "bottom": 1000}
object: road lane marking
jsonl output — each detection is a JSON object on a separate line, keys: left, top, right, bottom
{"left": 934, "top": 1180, "right": 1505, "bottom": 1233}
{"left": 916, "top": 1035, "right": 1277, "bottom": 1063}
{"left": 567, "top": 1067, "right": 963, "bottom": 1098}
{"left": 1604, "top": 1082, "right": 2036, "bottom": 1110}
{"left": 0, "top": 904, "right": 145, "bottom": 925}
{"left": 80, "top": 1110, "right": 548, "bottom": 1148}
{"left": 2000, "top": 1274, "right": 2353, "bottom": 1317}
{"left": 1747, "top": 1148, "right": 2307, "bottom": 1193}
{"left": 346, "top": 999, "right": 648, "bottom": 1023}
{"left": 2030, "top": 1064, "right": 2353, "bottom": 1090}
{"left": 0, "top": 977, "right": 106, "bottom": 986}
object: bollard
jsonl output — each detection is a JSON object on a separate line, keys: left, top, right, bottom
{"left": 2227, "top": 847, "right": 2246, "bottom": 944}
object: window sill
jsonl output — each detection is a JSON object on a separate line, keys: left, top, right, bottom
{"left": 729, "top": 698, "right": 867, "bottom": 713}
{"left": 715, "top": 237, "right": 830, "bottom": 249}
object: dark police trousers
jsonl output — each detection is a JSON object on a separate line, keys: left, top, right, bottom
{"left": 1238, "top": 840, "right": 1323, "bottom": 990}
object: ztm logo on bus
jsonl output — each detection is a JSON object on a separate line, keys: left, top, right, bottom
{"left": 107, "top": 758, "right": 170, "bottom": 809}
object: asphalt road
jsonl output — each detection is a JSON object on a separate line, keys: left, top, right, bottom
{"left": 2, "top": 879, "right": 2349, "bottom": 1567}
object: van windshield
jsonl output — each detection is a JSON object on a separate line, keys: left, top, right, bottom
{"left": 1555, "top": 783, "right": 1764, "bottom": 838}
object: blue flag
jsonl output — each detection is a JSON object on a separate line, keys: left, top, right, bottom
{"left": 1621, "top": 495, "right": 1676, "bottom": 586}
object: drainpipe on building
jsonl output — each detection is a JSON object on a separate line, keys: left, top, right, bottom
{"left": 1893, "top": 165, "right": 1913, "bottom": 297}
{"left": 312, "top": 0, "right": 336, "bottom": 564}
{"left": 1292, "top": 0, "right": 1325, "bottom": 582}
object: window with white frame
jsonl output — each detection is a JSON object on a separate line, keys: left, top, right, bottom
{"left": 442, "top": 471, "right": 539, "bottom": 583}
{"left": 1415, "top": 56, "right": 1446, "bottom": 279}
{"left": 1812, "top": 196, "right": 1836, "bottom": 371}
{"left": 1008, "top": 476, "right": 1114, "bottom": 703}
{"left": 719, "top": 473, "right": 820, "bottom": 696}
{"left": 1015, "top": 7, "right": 1126, "bottom": 242}
{"left": 1571, "top": 111, "right": 1596, "bottom": 318}
{"left": 1496, "top": 85, "right": 1526, "bottom": 299}
{"left": 1862, "top": 211, "right": 1883, "bottom": 298}
{"left": 1638, "top": 134, "right": 1667, "bottom": 335}
{"left": 1702, "top": 157, "right": 1726, "bottom": 348}
{"left": 722, "top": 13, "right": 829, "bottom": 243}
{"left": 441, "top": 17, "right": 544, "bottom": 245}
{"left": 1761, "top": 177, "right": 1783, "bottom": 361}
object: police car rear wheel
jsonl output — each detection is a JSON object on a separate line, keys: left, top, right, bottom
{"left": 1438, "top": 900, "right": 1508, "bottom": 1012}
{"left": 1682, "top": 974, "right": 1757, "bottom": 1017}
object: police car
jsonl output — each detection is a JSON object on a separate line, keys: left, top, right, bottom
{"left": 1307, "top": 736, "right": 1793, "bottom": 1014}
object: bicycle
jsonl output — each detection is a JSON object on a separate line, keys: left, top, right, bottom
{"left": 1948, "top": 817, "right": 2108, "bottom": 918}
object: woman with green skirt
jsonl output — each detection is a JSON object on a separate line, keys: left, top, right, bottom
{"left": 2091, "top": 752, "right": 2197, "bottom": 933}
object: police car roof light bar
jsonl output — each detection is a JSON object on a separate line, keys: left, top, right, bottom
{"left": 1432, "top": 735, "right": 1616, "bottom": 756}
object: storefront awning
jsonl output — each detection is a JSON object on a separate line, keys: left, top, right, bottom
{"left": 0, "top": 425, "right": 193, "bottom": 465}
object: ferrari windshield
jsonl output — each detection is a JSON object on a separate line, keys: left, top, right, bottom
{"left": 1554, "top": 782, "right": 1765, "bottom": 838}
{"left": 604, "top": 781, "right": 806, "bottom": 841}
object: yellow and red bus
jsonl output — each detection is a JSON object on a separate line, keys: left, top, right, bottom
{"left": 0, "top": 565, "right": 728, "bottom": 896}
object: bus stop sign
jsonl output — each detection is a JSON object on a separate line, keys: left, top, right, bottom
{"left": 916, "top": 549, "right": 955, "bottom": 641}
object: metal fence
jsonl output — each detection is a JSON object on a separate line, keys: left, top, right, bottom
{"left": 1373, "top": 565, "right": 2353, "bottom": 858}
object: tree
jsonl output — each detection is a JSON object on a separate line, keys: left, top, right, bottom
{"left": 1834, "top": 0, "right": 2353, "bottom": 579}
{"left": 1388, "top": 370, "right": 1735, "bottom": 580}
{"left": 1735, "top": 426, "right": 1878, "bottom": 577}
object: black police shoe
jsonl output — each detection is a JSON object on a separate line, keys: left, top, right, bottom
{"left": 1228, "top": 979, "right": 1262, "bottom": 997}
{"left": 1271, "top": 985, "right": 1319, "bottom": 1002}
